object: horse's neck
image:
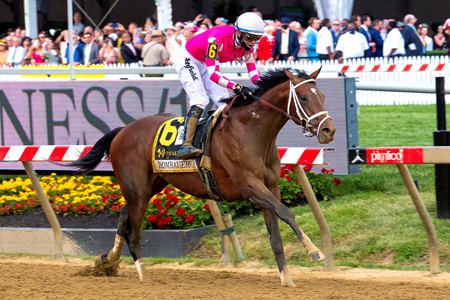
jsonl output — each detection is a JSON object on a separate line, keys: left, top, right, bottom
{"left": 232, "top": 101, "right": 288, "bottom": 146}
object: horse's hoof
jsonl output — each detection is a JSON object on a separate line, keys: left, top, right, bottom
{"left": 280, "top": 270, "right": 296, "bottom": 287}
{"left": 93, "top": 253, "right": 121, "bottom": 276}
{"left": 308, "top": 250, "right": 326, "bottom": 262}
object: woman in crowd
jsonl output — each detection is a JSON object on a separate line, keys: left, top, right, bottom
{"left": 433, "top": 25, "right": 447, "bottom": 50}
{"left": 44, "top": 39, "right": 61, "bottom": 65}
{"left": 256, "top": 24, "right": 275, "bottom": 64}
{"left": 290, "top": 21, "right": 308, "bottom": 59}
{"left": 98, "top": 38, "right": 119, "bottom": 64}
{"left": 0, "top": 39, "right": 8, "bottom": 67}
{"left": 417, "top": 24, "right": 433, "bottom": 54}
{"left": 25, "top": 38, "right": 45, "bottom": 65}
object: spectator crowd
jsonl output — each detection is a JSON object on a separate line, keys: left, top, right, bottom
{"left": 0, "top": 9, "right": 450, "bottom": 68}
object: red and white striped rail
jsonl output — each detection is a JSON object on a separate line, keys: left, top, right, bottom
{"left": 340, "top": 63, "right": 447, "bottom": 73}
{"left": 0, "top": 145, "right": 325, "bottom": 165}
{"left": 0, "top": 145, "right": 93, "bottom": 162}
{"left": 278, "top": 147, "right": 324, "bottom": 165}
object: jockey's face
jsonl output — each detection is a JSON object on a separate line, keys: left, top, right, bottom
{"left": 239, "top": 31, "right": 261, "bottom": 49}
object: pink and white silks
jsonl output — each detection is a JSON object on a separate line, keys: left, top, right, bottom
{"left": 173, "top": 26, "right": 259, "bottom": 109}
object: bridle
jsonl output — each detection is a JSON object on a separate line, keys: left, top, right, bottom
{"left": 253, "top": 78, "right": 332, "bottom": 137}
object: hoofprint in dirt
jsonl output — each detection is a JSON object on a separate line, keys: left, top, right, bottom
{"left": 0, "top": 256, "right": 449, "bottom": 300}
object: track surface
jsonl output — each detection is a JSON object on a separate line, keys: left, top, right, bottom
{"left": 1, "top": 256, "right": 449, "bottom": 300}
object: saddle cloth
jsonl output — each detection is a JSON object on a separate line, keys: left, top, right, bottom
{"left": 151, "top": 105, "right": 225, "bottom": 173}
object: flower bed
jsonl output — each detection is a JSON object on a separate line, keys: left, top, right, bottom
{"left": 0, "top": 167, "right": 340, "bottom": 229}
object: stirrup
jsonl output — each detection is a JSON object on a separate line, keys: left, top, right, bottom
{"left": 178, "top": 145, "right": 203, "bottom": 159}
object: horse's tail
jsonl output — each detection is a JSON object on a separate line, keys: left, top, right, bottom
{"left": 69, "top": 127, "right": 123, "bottom": 174}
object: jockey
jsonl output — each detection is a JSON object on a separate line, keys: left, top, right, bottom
{"left": 174, "top": 12, "right": 265, "bottom": 159}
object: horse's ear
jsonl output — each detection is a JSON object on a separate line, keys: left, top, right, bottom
{"left": 309, "top": 66, "right": 322, "bottom": 79}
{"left": 285, "top": 69, "right": 297, "bottom": 81}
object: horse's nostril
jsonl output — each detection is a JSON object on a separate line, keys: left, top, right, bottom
{"left": 321, "top": 127, "right": 336, "bottom": 136}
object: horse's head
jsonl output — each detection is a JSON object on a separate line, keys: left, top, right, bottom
{"left": 285, "top": 67, "right": 336, "bottom": 144}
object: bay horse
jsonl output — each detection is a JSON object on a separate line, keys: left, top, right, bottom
{"left": 69, "top": 67, "right": 336, "bottom": 287}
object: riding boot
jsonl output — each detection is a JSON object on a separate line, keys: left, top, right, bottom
{"left": 178, "top": 105, "right": 204, "bottom": 159}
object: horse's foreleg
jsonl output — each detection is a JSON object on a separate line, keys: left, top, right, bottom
{"left": 250, "top": 186, "right": 325, "bottom": 263}
{"left": 274, "top": 203, "right": 325, "bottom": 262}
{"left": 262, "top": 208, "right": 295, "bottom": 287}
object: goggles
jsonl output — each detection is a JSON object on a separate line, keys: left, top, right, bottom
{"left": 241, "top": 32, "right": 262, "bottom": 42}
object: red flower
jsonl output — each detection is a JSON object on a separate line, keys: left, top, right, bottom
{"left": 332, "top": 178, "right": 342, "bottom": 186}
{"left": 152, "top": 199, "right": 161, "bottom": 206}
{"left": 202, "top": 204, "right": 210, "bottom": 211}
{"left": 176, "top": 207, "right": 186, "bottom": 216}
{"left": 147, "top": 214, "right": 158, "bottom": 223}
{"left": 185, "top": 214, "right": 195, "bottom": 223}
{"left": 15, "top": 203, "right": 23, "bottom": 209}
{"left": 303, "top": 165, "right": 312, "bottom": 172}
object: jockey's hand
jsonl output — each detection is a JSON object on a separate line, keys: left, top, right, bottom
{"left": 233, "top": 84, "right": 253, "bottom": 99}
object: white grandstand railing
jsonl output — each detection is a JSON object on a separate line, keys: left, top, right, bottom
{"left": 0, "top": 56, "right": 449, "bottom": 105}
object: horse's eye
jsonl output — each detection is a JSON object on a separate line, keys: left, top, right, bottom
{"left": 300, "top": 95, "right": 307, "bottom": 101}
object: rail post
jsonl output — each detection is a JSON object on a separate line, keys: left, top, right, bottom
{"left": 22, "top": 161, "right": 65, "bottom": 260}
{"left": 434, "top": 76, "right": 450, "bottom": 218}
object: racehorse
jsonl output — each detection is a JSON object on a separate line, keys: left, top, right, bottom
{"left": 69, "top": 67, "right": 336, "bottom": 287}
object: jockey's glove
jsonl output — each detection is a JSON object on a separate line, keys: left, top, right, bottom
{"left": 233, "top": 84, "right": 253, "bottom": 98}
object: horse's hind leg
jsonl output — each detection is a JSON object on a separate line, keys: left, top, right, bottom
{"left": 95, "top": 205, "right": 128, "bottom": 276}
{"left": 262, "top": 208, "right": 295, "bottom": 287}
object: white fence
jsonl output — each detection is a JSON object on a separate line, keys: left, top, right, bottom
{"left": 0, "top": 56, "right": 449, "bottom": 105}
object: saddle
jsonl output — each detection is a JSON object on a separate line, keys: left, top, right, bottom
{"left": 152, "top": 104, "right": 227, "bottom": 200}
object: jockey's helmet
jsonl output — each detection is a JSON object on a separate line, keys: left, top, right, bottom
{"left": 234, "top": 12, "right": 265, "bottom": 50}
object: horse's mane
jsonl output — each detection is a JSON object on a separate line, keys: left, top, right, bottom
{"left": 220, "top": 68, "right": 312, "bottom": 106}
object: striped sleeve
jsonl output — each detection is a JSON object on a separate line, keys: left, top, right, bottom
{"left": 245, "top": 52, "right": 260, "bottom": 84}
{"left": 206, "top": 57, "right": 236, "bottom": 89}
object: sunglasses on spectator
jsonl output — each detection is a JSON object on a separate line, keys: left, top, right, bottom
{"left": 333, "top": 23, "right": 340, "bottom": 26}
{"left": 241, "top": 32, "right": 261, "bottom": 42}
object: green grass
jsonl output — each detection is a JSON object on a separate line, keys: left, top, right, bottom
{"left": 185, "top": 105, "right": 450, "bottom": 271}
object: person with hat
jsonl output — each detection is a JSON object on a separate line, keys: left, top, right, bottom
{"left": 165, "top": 25, "right": 183, "bottom": 64}
{"left": 141, "top": 29, "right": 170, "bottom": 67}
{"left": 272, "top": 17, "right": 300, "bottom": 61}
{"left": 383, "top": 20, "right": 406, "bottom": 59}
{"left": 215, "top": 17, "right": 229, "bottom": 27}
{"left": 173, "top": 12, "right": 265, "bottom": 159}
{"left": 0, "top": 39, "right": 8, "bottom": 67}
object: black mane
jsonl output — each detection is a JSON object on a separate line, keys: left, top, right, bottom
{"left": 220, "top": 68, "right": 312, "bottom": 106}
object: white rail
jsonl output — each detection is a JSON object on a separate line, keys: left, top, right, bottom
{"left": 1, "top": 56, "right": 449, "bottom": 105}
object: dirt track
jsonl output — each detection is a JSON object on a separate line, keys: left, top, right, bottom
{"left": 1, "top": 256, "right": 449, "bottom": 300}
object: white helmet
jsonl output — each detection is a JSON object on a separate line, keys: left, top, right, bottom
{"left": 234, "top": 12, "right": 265, "bottom": 36}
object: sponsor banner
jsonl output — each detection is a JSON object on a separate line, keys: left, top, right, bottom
{"left": 348, "top": 147, "right": 424, "bottom": 164}
{"left": 0, "top": 78, "right": 350, "bottom": 173}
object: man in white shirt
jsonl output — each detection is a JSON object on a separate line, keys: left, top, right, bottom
{"left": 6, "top": 36, "right": 26, "bottom": 66}
{"left": 334, "top": 22, "right": 368, "bottom": 63}
{"left": 316, "top": 18, "right": 334, "bottom": 60}
{"left": 383, "top": 21, "right": 406, "bottom": 58}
